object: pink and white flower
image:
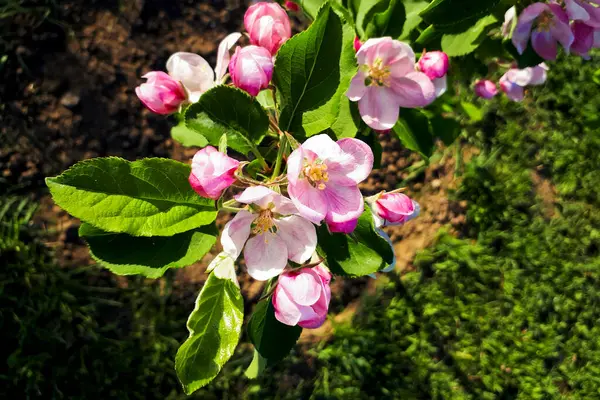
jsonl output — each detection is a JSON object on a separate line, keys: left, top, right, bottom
{"left": 474, "top": 80, "right": 498, "bottom": 99}
{"left": 167, "top": 33, "right": 241, "bottom": 102}
{"left": 273, "top": 264, "right": 331, "bottom": 328}
{"left": 500, "top": 63, "right": 548, "bottom": 102}
{"left": 571, "top": 21, "right": 595, "bottom": 58}
{"left": 229, "top": 45, "right": 274, "bottom": 96}
{"left": 221, "top": 186, "right": 317, "bottom": 281}
{"left": 512, "top": 2, "right": 574, "bottom": 61}
{"left": 287, "top": 134, "right": 373, "bottom": 231}
{"left": 244, "top": 2, "right": 291, "bottom": 55}
{"left": 135, "top": 71, "right": 187, "bottom": 115}
{"left": 565, "top": 0, "right": 600, "bottom": 28}
{"left": 346, "top": 37, "right": 436, "bottom": 131}
{"left": 368, "top": 192, "right": 420, "bottom": 228}
{"left": 189, "top": 146, "right": 240, "bottom": 200}
{"left": 418, "top": 50, "right": 449, "bottom": 98}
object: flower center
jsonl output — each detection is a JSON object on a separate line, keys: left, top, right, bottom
{"left": 536, "top": 11, "right": 555, "bottom": 32}
{"left": 252, "top": 209, "right": 276, "bottom": 235}
{"left": 303, "top": 161, "right": 329, "bottom": 190}
{"left": 364, "top": 57, "right": 390, "bottom": 87}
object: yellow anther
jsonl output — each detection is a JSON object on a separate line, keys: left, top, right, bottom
{"left": 252, "top": 209, "right": 276, "bottom": 235}
{"left": 368, "top": 57, "right": 391, "bottom": 87}
{"left": 303, "top": 162, "right": 330, "bottom": 190}
{"left": 536, "top": 11, "right": 554, "bottom": 32}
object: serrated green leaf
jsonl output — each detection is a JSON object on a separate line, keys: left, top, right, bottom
{"left": 420, "top": 0, "right": 500, "bottom": 32}
{"left": 79, "top": 222, "right": 217, "bottom": 279}
{"left": 316, "top": 206, "right": 395, "bottom": 277}
{"left": 274, "top": 5, "right": 344, "bottom": 136}
{"left": 185, "top": 85, "right": 269, "bottom": 155}
{"left": 175, "top": 269, "right": 243, "bottom": 394}
{"left": 441, "top": 14, "right": 498, "bottom": 57}
{"left": 171, "top": 119, "right": 208, "bottom": 147}
{"left": 392, "top": 109, "right": 435, "bottom": 159}
{"left": 247, "top": 297, "right": 302, "bottom": 362}
{"left": 46, "top": 157, "right": 216, "bottom": 237}
{"left": 300, "top": 20, "right": 361, "bottom": 138}
{"left": 401, "top": 0, "right": 429, "bottom": 39}
{"left": 363, "top": 0, "right": 406, "bottom": 39}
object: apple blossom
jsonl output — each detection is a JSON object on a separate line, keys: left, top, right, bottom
{"left": 273, "top": 264, "right": 331, "bottom": 328}
{"left": 287, "top": 134, "right": 373, "bottom": 230}
{"left": 500, "top": 63, "right": 549, "bottom": 102}
{"left": 346, "top": 37, "right": 436, "bottom": 130}
{"left": 166, "top": 32, "right": 241, "bottom": 102}
{"left": 474, "top": 80, "right": 498, "bottom": 99}
{"left": 368, "top": 192, "right": 420, "bottom": 228}
{"left": 189, "top": 146, "right": 240, "bottom": 200}
{"left": 512, "top": 2, "right": 574, "bottom": 61}
{"left": 229, "top": 45, "right": 274, "bottom": 96}
{"left": 221, "top": 186, "right": 317, "bottom": 281}
{"left": 135, "top": 71, "right": 187, "bottom": 115}
{"left": 571, "top": 21, "right": 595, "bottom": 58}
{"left": 244, "top": 1, "right": 291, "bottom": 55}
{"left": 418, "top": 51, "right": 449, "bottom": 80}
{"left": 565, "top": 0, "right": 600, "bottom": 28}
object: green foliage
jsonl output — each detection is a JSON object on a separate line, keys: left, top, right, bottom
{"left": 46, "top": 157, "right": 216, "bottom": 237}
{"left": 184, "top": 86, "right": 269, "bottom": 155}
{"left": 392, "top": 108, "right": 435, "bottom": 159}
{"left": 171, "top": 119, "right": 208, "bottom": 148}
{"left": 274, "top": 5, "right": 344, "bottom": 135}
{"left": 175, "top": 268, "right": 244, "bottom": 394}
{"left": 441, "top": 14, "right": 498, "bottom": 56}
{"left": 80, "top": 223, "right": 217, "bottom": 279}
{"left": 420, "top": 0, "right": 500, "bottom": 32}
{"left": 247, "top": 297, "right": 303, "bottom": 363}
{"left": 316, "top": 206, "right": 394, "bottom": 277}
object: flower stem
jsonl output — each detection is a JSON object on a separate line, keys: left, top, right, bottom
{"left": 271, "top": 134, "right": 288, "bottom": 179}
{"left": 250, "top": 145, "right": 269, "bottom": 171}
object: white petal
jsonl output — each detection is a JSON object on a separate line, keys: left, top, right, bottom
{"left": 276, "top": 215, "right": 317, "bottom": 264}
{"left": 244, "top": 232, "right": 288, "bottom": 280}
{"left": 214, "top": 32, "right": 242, "bottom": 82}
{"left": 221, "top": 210, "right": 254, "bottom": 259}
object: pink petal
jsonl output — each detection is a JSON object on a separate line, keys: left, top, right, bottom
{"left": 358, "top": 86, "right": 401, "bottom": 131}
{"left": 298, "top": 288, "right": 329, "bottom": 329}
{"left": 313, "top": 264, "right": 332, "bottom": 285}
{"left": 549, "top": 17, "right": 575, "bottom": 53}
{"left": 276, "top": 215, "right": 317, "bottom": 264}
{"left": 278, "top": 269, "right": 322, "bottom": 306}
{"left": 347, "top": 71, "right": 367, "bottom": 101}
{"left": 214, "top": 32, "right": 242, "bottom": 82}
{"left": 433, "top": 76, "right": 447, "bottom": 97}
{"left": 336, "top": 138, "right": 374, "bottom": 183}
{"left": 244, "top": 232, "right": 288, "bottom": 281}
{"left": 528, "top": 63, "right": 548, "bottom": 85}
{"left": 166, "top": 52, "right": 214, "bottom": 101}
{"left": 221, "top": 210, "right": 255, "bottom": 258}
{"left": 327, "top": 217, "right": 359, "bottom": 233}
{"left": 234, "top": 185, "right": 276, "bottom": 206}
{"left": 566, "top": 0, "right": 591, "bottom": 22}
{"left": 273, "top": 285, "right": 302, "bottom": 326}
{"left": 300, "top": 134, "right": 343, "bottom": 162}
{"left": 390, "top": 71, "right": 436, "bottom": 108}
{"left": 532, "top": 29, "right": 558, "bottom": 60}
{"left": 288, "top": 179, "right": 328, "bottom": 224}
{"left": 512, "top": 3, "right": 548, "bottom": 54}
{"left": 324, "top": 184, "right": 364, "bottom": 224}
{"left": 286, "top": 146, "right": 305, "bottom": 186}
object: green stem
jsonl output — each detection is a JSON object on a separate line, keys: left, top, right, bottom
{"left": 271, "top": 134, "right": 288, "bottom": 180}
{"left": 250, "top": 145, "right": 269, "bottom": 171}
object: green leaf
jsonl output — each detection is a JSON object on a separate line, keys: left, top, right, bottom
{"left": 247, "top": 297, "right": 302, "bottom": 363}
{"left": 80, "top": 222, "right": 217, "bottom": 279}
{"left": 171, "top": 119, "right": 208, "bottom": 147}
{"left": 420, "top": 0, "right": 500, "bottom": 32}
{"left": 274, "top": 5, "right": 344, "bottom": 135}
{"left": 460, "top": 101, "right": 484, "bottom": 122}
{"left": 316, "top": 206, "right": 395, "bottom": 277}
{"left": 430, "top": 115, "right": 462, "bottom": 146}
{"left": 185, "top": 85, "right": 269, "bottom": 155}
{"left": 298, "top": 0, "right": 327, "bottom": 19}
{"left": 245, "top": 350, "right": 268, "bottom": 379}
{"left": 392, "top": 109, "right": 435, "bottom": 159}
{"left": 46, "top": 157, "right": 216, "bottom": 237}
{"left": 300, "top": 20, "right": 361, "bottom": 138}
{"left": 363, "top": 0, "right": 406, "bottom": 39}
{"left": 401, "top": 0, "right": 429, "bottom": 39}
{"left": 441, "top": 14, "right": 498, "bottom": 57}
{"left": 175, "top": 266, "right": 243, "bottom": 394}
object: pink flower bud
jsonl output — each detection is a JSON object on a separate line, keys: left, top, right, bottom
{"left": 353, "top": 36, "right": 363, "bottom": 52}
{"left": 229, "top": 45, "right": 274, "bottom": 96}
{"left": 189, "top": 146, "right": 240, "bottom": 200}
{"left": 244, "top": 2, "right": 291, "bottom": 55}
{"left": 418, "top": 50, "right": 449, "bottom": 80}
{"left": 273, "top": 264, "right": 331, "bottom": 329}
{"left": 284, "top": 1, "right": 300, "bottom": 12}
{"left": 327, "top": 218, "right": 359, "bottom": 234}
{"left": 474, "top": 80, "right": 498, "bottom": 99}
{"left": 371, "top": 192, "right": 419, "bottom": 228}
{"left": 135, "top": 71, "right": 187, "bottom": 115}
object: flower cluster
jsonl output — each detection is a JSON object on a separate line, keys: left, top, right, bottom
{"left": 474, "top": 62, "right": 549, "bottom": 102}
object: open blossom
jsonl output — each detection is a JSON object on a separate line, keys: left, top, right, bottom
{"left": 287, "top": 134, "right": 373, "bottom": 231}
{"left": 229, "top": 45, "right": 274, "bottom": 96}
{"left": 166, "top": 33, "right": 241, "bottom": 102}
{"left": 347, "top": 37, "right": 436, "bottom": 131}
{"left": 244, "top": 2, "right": 291, "bottom": 55}
{"left": 565, "top": 0, "right": 600, "bottom": 28}
{"left": 474, "top": 80, "right": 498, "bottom": 99}
{"left": 500, "top": 63, "right": 548, "bottom": 102}
{"left": 502, "top": 6, "right": 518, "bottom": 37}
{"left": 512, "top": 2, "right": 574, "bottom": 61}
{"left": 221, "top": 186, "right": 317, "bottom": 281}
{"left": 571, "top": 21, "right": 595, "bottom": 58}
{"left": 418, "top": 50, "right": 449, "bottom": 97}
{"left": 135, "top": 71, "right": 187, "bottom": 115}
{"left": 273, "top": 264, "right": 331, "bottom": 328}
{"left": 368, "top": 192, "right": 420, "bottom": 228}
{"left": 189, "top": 146, "right": 240, "bottom": 200}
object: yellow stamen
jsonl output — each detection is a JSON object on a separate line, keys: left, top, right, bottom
{"left": 367, "top": 57, "right": 391, "bottom": 87}
{"left": 252, "top": 209, "right": 276, "bottom": 235}
{"left": 303, "top": 162, "right": 330, "bottom": 190}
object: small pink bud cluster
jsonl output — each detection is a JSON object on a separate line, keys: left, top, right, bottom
{"left": 511, "top": 1, "right": 600, "bottom": 61}
{"left": 474, "top": 62, "right": 548, "bottom": 102}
